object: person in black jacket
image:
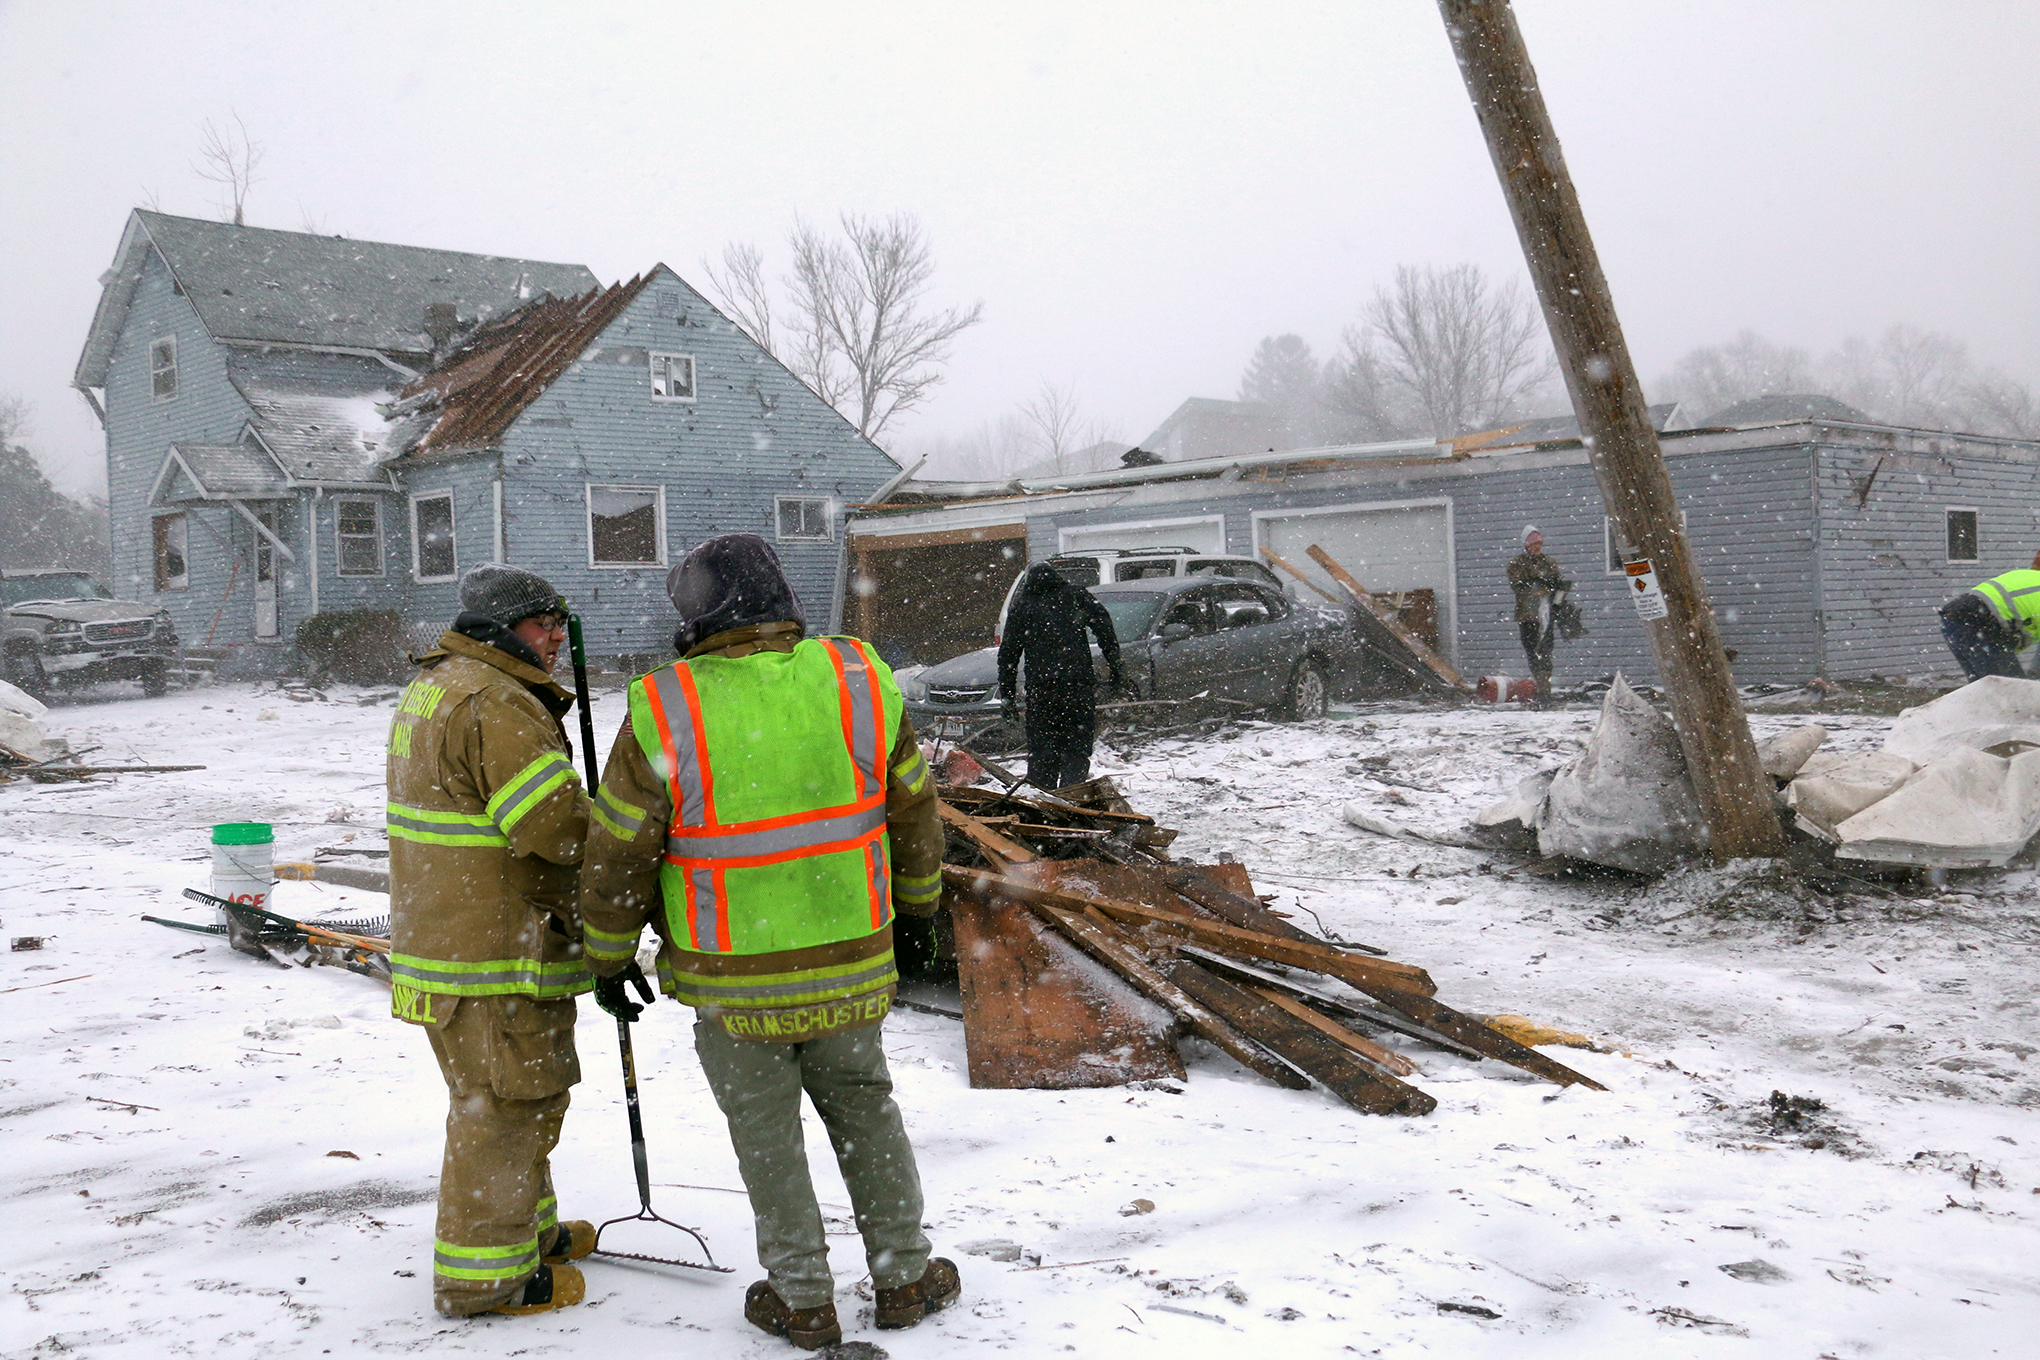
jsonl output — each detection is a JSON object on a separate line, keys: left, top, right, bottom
{"left": 997, "top": 563, "right": 1129, "bottom": 791}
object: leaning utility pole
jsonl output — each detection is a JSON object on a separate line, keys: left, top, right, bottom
{"left": 1437, "top": 0, "right": 1785, "bottom": 860}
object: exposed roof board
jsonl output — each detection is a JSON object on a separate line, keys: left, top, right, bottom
{"left": 389, "top": 273, "right": 656, "bottom": 455}
{"left": 76, "top": 211, "right": 598, "bottom": 385}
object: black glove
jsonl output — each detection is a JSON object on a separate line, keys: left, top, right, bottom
{"left": 594, "top": 960, "right": 655, "bottom": 1023}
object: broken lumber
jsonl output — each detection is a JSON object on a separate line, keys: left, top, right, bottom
{"left": 1156, "top": 957, "right": 1436, "bottom": 1116}
{"left": 948, "top": 883, "right": 1184, "bottom": 1089}
{"left": 1246, "top": 984, "right": 1421, "bottom": 1077}
{"left": 957, "top": 866, "right": 1435, "bottom": 997}
{"left": 1180, "top": 946, "right": 1484, "bottom": 1060}
{"left": 1304, "top": 543, "right": 1466, "bottom": 690}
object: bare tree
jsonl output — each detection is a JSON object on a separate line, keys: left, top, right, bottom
{"left": 193, "top": 113, "right": 264, "bottom": 226}
{"left": 1319, "top": 340, "right": 1410, "bottom": 442}
{"left": 1964, "top": 372, "right": 2040, "bottom": 439}
{"left": 1018, "top": 379, "right": 1083, "bottom": 475}
{"left": 701, "top": 241, "right": 775, "bottom": 355}
{"left": 1357, "top": 264, "right": 1552, "bottom": 437}
{"left": 1663, "top": 330, "right": 1816, "bottom": 419}
{"left": 704, "top": 213, "right": 983, "bottom": 442}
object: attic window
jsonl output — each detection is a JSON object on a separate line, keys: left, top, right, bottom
{"left": 650, "top": 352, "right": 695, "bottom": 402}
{"left": 657, "top": 289, "right": 681, "bottom": 320}
{"left": 776, "top": 496, "right": 832, "bottom": 544}
{"left": 1947, "top": 508, "right": 1979, "bottom": 563}
{"left": 150, "top": 336, "right": 178, "bottom": 401}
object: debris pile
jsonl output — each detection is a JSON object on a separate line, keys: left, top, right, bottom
{"left": 933, "top": 773, "right": 1605, "bottom": 1117}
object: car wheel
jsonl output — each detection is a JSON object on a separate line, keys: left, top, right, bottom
{"left": 4, "top": 645, "right": 49, "bottom": 700}
{"left": 1284, "top": 658, "right": 1328, "bottom": 721}
{"left": 141, "top": 659, "right": 171, "bottom": 698}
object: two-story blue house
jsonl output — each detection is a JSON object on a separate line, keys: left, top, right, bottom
{"left": 73, "top": 210, "right": 904, "bottom": 677}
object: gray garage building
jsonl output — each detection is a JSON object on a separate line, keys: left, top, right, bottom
{"left": 840, "top": 416, "right": 2040, "bottom": 688}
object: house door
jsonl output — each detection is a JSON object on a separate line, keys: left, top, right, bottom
{"left": 253, "top": 508, "right": 280, "bottom": 639}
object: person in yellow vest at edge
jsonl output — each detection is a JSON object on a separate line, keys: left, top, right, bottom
{"left": 1938, "top": 550, "right": 2040, "bottom": 682}
{"left": 386, "top": 563, "right": 601, "bottom": 1317}
{"left": 578, "top": 533, "right": 956, "bottom": 1351}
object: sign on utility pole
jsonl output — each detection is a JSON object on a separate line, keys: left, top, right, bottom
{"left": 1437, "top": 0, "right": 1786, "bottom": 860}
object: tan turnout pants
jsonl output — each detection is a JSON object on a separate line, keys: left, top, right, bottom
{"left": 419, "top": 994, "right": 580, "bottom": 1316}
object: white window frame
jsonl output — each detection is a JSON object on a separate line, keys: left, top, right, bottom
{"left": 649, "top": 352, "right": 696, "bottom": 402}
{"left": 335, "top": 498, "right": 384, "bottom": 578}
{"left": 775, "top": 495, "right": 834, "bottom": 543}
{"left": 586, "top": 483, "right": 669, "bottom": 569}
{"left": 153, "top": 512, "right": 189, "bottom": 592}
{"left": 1604, "top": 512, "right": 1687, "bottom": 574}
{"left": 1946, "top": 506, "right": 1980, "bottom": 564}
{"left": 150, "top": 335, "right": 178, "bottom": 402}
{"left": 410, "top": 491, "right": 458, "bottom": 583}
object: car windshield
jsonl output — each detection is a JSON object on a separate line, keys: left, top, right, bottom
{"left": 1097, "top": 593, "right": 1163, "bottom": 642}
{"left": 0, "top": 573, "right": 110, "bottom": 606}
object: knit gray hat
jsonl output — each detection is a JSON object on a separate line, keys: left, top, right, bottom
{"left": 458, "top": 563, "right": 564, "bottom": 627}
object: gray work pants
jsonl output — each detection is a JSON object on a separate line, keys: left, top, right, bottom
{"left": 693, "top": 1017, "right": 931, "bottom": 1308}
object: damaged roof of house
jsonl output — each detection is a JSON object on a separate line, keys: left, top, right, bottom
{"left": 384, "top": 272, "right": 656, "bottom": 456}
{"left": 76, "top": 211, "right": 599, "bottom": 385}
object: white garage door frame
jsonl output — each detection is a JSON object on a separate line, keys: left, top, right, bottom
{"left": 1055, "top": 513, "right": 1226, "bottom": 555}
{"left": 1250, "top": 496, "right": 1457, "bottom": 664}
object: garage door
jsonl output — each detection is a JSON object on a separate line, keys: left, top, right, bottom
{"left": 1057, "top": 514, "right": 1225, "bottom": 555}
{"left": 1254, "top": 500, "right": 1455, "bottom": 661}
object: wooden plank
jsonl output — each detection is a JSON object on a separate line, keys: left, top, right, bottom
{"left": 1179, "top": 946, "right": 1485, "bottom": 1060}
{"left": 1258, "top": 546, "right": 1346, "bottom": 607}
{"left": 1247, "top": 984, "right": 1420, "bottom": 1077}
{"left": 951, "top": 865, "right": 1436, "bottom": 996}
{"left": 1305, "top": 543, "right": 1465, "bottom": 687}
{"left": 1352, "top": 985, "right": 1606, "bottom": 1091}
{"left": 1157, "top": 958, "right": 1435, "bottom": 1116}
{"left": 1166, "top": 865, "right": 1327, "bottom": 946}
{"left": 1024, "top": 898, "right": 1308, "bottom": 1091}
{"left": 939, "top": 800, "right": 1037, "bottom": 866}
{"left": 949, "top": 886, "right": 1184, "bottom": 1090}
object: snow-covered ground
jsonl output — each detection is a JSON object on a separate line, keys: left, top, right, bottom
{"left": 3, "top": 682, "right": 2036, "bottom": 1358}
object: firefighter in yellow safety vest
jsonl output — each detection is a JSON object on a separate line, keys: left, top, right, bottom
{"left": 386, "top": 563, "right": 599, "bottom": 1318}
{"left": 579, "top": 533, "right": 957, "bottom": 1352}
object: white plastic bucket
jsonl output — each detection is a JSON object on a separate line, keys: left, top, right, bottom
{"left": 211, "top": 823, "right": 274, "bottom": 927}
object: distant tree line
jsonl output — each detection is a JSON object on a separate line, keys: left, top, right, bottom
{"left": 1658, "top": 327, "right": 2039, "bottom": 438}
{"left": 0, "top": 398, "right": 110, "bottom": 578}
{"left": 1237, "top": 263, "right": 1558, "bottom": 447}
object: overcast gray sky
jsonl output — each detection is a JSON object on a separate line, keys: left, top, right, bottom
{"left": 4, "top": 0, "right": 2036, "bottom": 494}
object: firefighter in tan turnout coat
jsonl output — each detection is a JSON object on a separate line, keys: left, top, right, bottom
{"left": 387, "top": 564, "right": 598, "bottom": 1317}
{"left": 580, "top": 534, "right": 959, "bottom": 1351}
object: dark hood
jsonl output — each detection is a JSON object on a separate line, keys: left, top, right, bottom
{"left": 667, "top": 533, "right": 807, "bottom": 655}
{"left": 1020, "top": 563, "right": 1070, "bottom": 597}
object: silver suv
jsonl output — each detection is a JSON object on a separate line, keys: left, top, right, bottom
{"left": 1, "top": 569, "right": 178, "bottom": 698}
{"left": 994, "top": 547, "right": 1282, "bottom": 643}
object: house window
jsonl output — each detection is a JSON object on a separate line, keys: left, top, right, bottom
{"left": 650, "top": 352, "right": 695, "bottom": 401}
{"left": 588, "top": 484, "right": 666, "bottom": 567}
{"left": 152, "top": 513, "right": 188, "bottom": 591}
{"left": 1947, "top": 508, "right": 1979, "bottom": 563}
{"left": 411, "top": 492, "right": 456, "bottom": 582}
{"left": 336, "top": 499, "right": 383, "bottom": 577}
{"left": 776, "top": 496, "right": 832, "bottom": 543}
{"left": 656, "top": 289, "right": 682, "bottom": 320}
{"left": 150, "top": 336, "right": 178, "bottom": 401}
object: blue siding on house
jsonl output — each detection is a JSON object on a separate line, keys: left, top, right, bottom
{"left": 102, "top": 247, "right": 268, "bottom": 651}
{"left": 1815, "top": 438, "right": 2040, "bottom": 679}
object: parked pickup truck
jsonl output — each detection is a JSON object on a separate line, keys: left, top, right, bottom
{"left": 1, "top": 568, "right": 179, "bottom": 698}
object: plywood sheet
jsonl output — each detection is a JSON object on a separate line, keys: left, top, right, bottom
{"left": 950, "top": 887, "right": 1184, "bottom": 1090}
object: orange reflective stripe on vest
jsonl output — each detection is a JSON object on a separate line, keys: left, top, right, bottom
{"left": 639, "top": 638, "right": 891, "bottom": 953}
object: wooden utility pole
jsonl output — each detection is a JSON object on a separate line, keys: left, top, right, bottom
{"left": 1437, "top": 0, "right": 1785, "bottom": 859}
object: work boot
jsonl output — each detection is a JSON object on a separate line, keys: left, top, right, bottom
{"left": 489, "top": 1263, "right": 585, "bottom": 1316}
{"left": 875, "top": 1257, "right": 961, "bottom": 1330}
{"left": 543, "top": 1219, "right": 596, "bottom": 1263}
{"left": 744, "top": 1280, "right": 842, "bottom": 1350}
